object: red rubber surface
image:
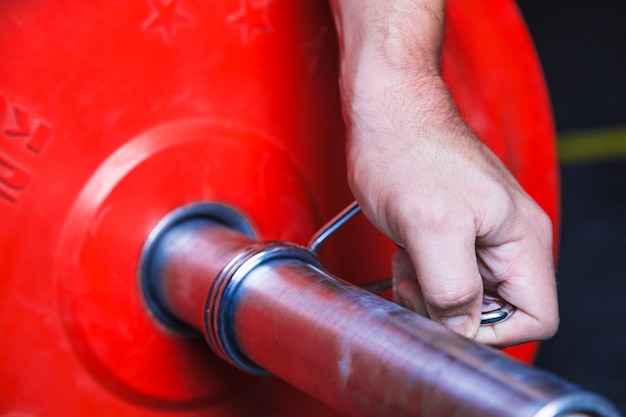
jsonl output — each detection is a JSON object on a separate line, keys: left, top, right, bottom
{"left": 0, "top": 0, "right": 558, "bottom": 415}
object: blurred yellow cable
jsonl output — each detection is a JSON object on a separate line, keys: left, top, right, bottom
{"left": 559, "top": 125, "right": 626, "bottom": 165}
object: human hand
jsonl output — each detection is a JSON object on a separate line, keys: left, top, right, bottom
{"left": 329, "top": 0, "right": 558, "bottom": 346}
{"left": 346, "top": 74, "right": 558, "bottom": 346}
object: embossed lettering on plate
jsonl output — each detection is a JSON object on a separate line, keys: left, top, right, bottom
{"left": 0, "top": 94, "right": 53, "bottom": 204}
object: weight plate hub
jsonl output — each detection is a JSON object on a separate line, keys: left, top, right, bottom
{"left": 53, "top": 119, "right": 318, "bottom": 405}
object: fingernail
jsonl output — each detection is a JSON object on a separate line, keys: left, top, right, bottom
{"left": 396, "top": 295, "right": 412, "bottom": 310}
{"left": 441, "top": 315, "right": 470, "bottom": 335}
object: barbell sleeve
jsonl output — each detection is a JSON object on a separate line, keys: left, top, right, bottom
{"left": 141, "top": 212, "right": 620, "bottom": 417}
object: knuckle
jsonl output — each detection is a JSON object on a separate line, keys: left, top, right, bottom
{"left": 419, "top": 209, "right": 451, "bottom": 232}
{"left": 409, "top": 199, "right": 468, "bottom": 235}
{"left": 426, "top": 286, "right": 480, "bottom": 315}
{"left": 535, "top": 209, "right": 554, "bottom": 237}
{"left": 520, "top": 198, "right": 553, "bottom": 236}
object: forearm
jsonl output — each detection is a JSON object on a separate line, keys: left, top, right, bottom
{"left": 329, "top": 0, "right": 464, "bottom": 166}
{"left": 329, "top": 0, "right": 447, "bottom": 101}
{"left": 330, "top": 0, "right": 476, "bottom": 221}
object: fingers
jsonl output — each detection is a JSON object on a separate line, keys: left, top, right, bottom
{"left": 390, "top": 199, "right": 558, "bottom": 346}
{"left": 392, "top": 249, "right": 427, "bottom": 316}
{"left": 474, "top": 209, "right": 559, "bottom": 346}
{"left": 397, "top": 210, "right": 485, "bottom": 338}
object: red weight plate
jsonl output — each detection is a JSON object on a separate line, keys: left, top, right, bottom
{"left": 0, "top": 0, "right": 558, "bottom": 414}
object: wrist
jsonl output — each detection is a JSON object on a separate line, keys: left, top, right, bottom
{"left": 342, "top": 74, "right": 462, "bottom": 145}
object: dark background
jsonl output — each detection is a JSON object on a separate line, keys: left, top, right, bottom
{"left": 517, "top": 0, "right": 626, "bottom": 412}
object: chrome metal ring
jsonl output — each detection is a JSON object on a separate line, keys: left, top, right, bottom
{"left": 205, "top": 241, "right": 324, "bottom": 375}
{"left": 140, "top": 202, "right": 255, "bottom": 334}
{"left": 481, "top": 292, "right": 516, "bottom": 325}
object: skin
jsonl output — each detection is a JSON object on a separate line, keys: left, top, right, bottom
{"left": 329, "top": 0, "right": 559, "bottom": 346}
